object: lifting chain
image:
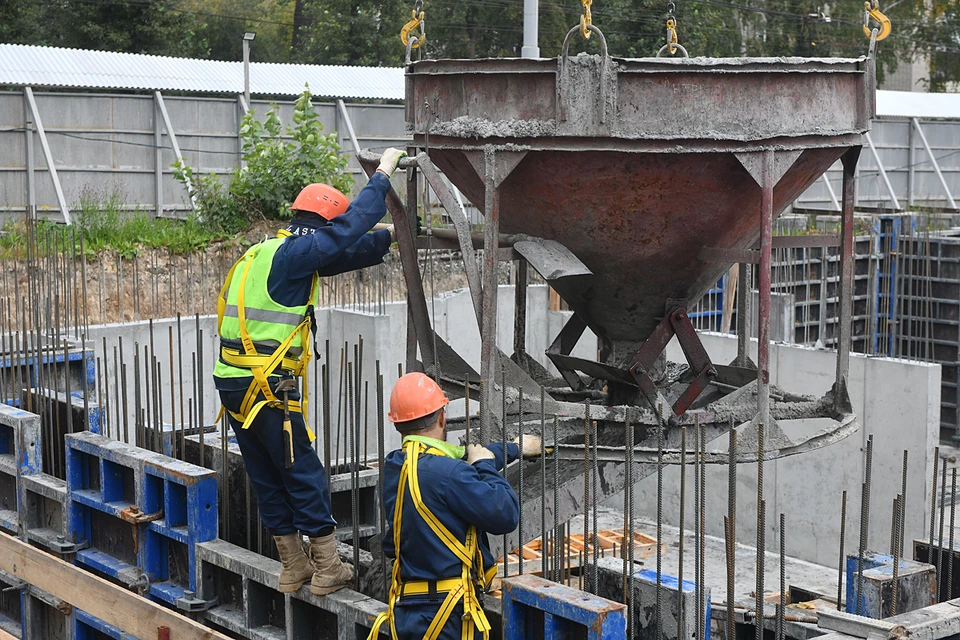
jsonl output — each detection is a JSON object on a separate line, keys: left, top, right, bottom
{"left": 862, "top": 0, "right": 891, "bottom": 41}
{"left": 580, "top": 0, "right": 594, "bottom": 39}
{"left": 400, "top": 0, "right": 426, "bottom": 49}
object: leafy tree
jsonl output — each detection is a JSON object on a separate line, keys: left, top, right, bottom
{"left": 180, "top": 0, "right": 297, "bottom": 62}
{"left": 174, "top": 87, "right": 351, "bottom": 233}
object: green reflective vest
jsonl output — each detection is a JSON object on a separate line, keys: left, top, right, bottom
{"left": 214, "top": 236, "right": 315, "bottom": 379}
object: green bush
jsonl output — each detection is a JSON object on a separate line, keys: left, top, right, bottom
{"left": 174, "top": 86, "right": 352, "bottom": 233}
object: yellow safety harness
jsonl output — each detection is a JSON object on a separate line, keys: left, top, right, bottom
{"left": 216, "top": 230, "right": 318, "bottom": 440}
{"left": 368, "top": 440, "right": 497, "bottom": 640}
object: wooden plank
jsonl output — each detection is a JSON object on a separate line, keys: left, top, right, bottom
{"left": 0, "top": 531, "right": 230, "bottom": 640}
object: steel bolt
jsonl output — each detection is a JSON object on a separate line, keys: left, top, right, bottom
{"left": 56, "top": 535, "right": 65, "bottom": 543}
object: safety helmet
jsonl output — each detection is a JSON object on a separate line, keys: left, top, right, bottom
{"left": 388, "top": 373, "right": 449, "bottom": 428}
{"left": 291, "top": 183, "right": 349, "bottom": 220}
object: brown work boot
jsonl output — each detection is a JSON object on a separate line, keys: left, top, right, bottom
{"left": 273, "top": 533, "right": 315, "bottom": 593}
{"left": 308, "top": 532, "right": 355, "bottom": 595}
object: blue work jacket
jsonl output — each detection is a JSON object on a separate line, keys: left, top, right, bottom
{"left": 381, "top": 441, "right": 521, "bottom": 586}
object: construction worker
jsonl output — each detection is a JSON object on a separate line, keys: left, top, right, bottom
{"left": 213, "top": 148, "right": 407, "bottom": 596}
{"left": 369, "top": 372, "right": 541, "bottom": 640}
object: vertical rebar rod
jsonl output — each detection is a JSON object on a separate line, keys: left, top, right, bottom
{"left": 724, "top": 516, "right": 735, "bottom": 640}
{"left": 678, "top": 425, "right": 686, "bottom": 640}
{"left": 540, "top": 386, "right": 547, "bottom": 579}
{"left": 838, "top": 490, "right": 847, "bottom": 611}
{"left": 583, "top": 400, "right": 590, "bottom": 590}
{"left": 377, "top": 365, "right": 387, "bottom": 597}
{"left": 592, "top": 418, "right": 598, "bottom": 590}
{"left": 950, "top": 468, "right": 957, "bottom": 601}
{"left": 626, "top": 413, "right": 634, "bottom": 638}
{"left": 856, "top": 434, "right": 873, "bottom": 615}
{"left": 931, "top": 446, "right": 941, "bottom": 552}
{"left": 892, "top": 495, "right": 901, "bottom": 616}
{"left": 728, "top": 424, "right": 737, "bottom": 624}
{"left": 699, "top": 420, "right": 706, "bottom": 640}
{"left": 694, "top": 421, "right": 701, "bottom": 640}
{"left": 900, "top": 450, "right": 908, "bottom": 556}
{"left": 656, "top": 403, "right": 664, "bottom": 640}
{"left": 518, "top": 394, "right": 524, "bottom": 576}
{"left": 503, "top": 368, "right": 509, "bottom": 583}
{"left": 553, "top": 415, "right": 560, "bottom": 584}
{"left": 939, "top": 461, "right": 948, "bottom": 602}
{"left": 756, "top": 499, "right": 766, "bottom": 640}
{"left": 778, "top": 512, "right": 786, "bottom": 640}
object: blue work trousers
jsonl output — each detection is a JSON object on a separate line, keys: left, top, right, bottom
{"left": 394, "top": 601, "right": 482, "bottom": 640}
{"left": 218, "top": 383, "right": 336, "bottom": 537}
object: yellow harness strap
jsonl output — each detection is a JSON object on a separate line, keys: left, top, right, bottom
{"left": 216, "top": 231, "right": 318, "bottom": 441}
{"left": 367, "top": 441, "right": 492, "bottom": 640}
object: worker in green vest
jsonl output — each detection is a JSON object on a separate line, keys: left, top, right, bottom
{"left": 214, "top": 148, "right": 407, "bottom": 595}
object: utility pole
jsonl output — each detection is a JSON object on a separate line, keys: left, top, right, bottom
{"left": 521, "top": 0, "right": 540, "bottom": 58}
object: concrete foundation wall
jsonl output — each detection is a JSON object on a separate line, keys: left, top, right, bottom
{"left": 615, "top": 332, "right": 941, "bottom": 568}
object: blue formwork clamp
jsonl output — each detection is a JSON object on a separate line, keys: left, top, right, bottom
{"left": 502, "top": 574, "right": 627, "bottom": 640}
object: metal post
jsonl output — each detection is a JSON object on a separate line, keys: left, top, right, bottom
{"left": 907, "top": 121, "right": 916, "bottom": 207}
{"left": 521, "top": 0, "right": 540, "bottom": 58}
{"left": 912, "top": 118, "right": 958, "bottom": 210}
{"left": 822, "top": 173, "right": 841, "bottom": 211}
{"left": 23, "top": 92, "right": 36, "bottom": 212}
{"left": 836, "top": 148, "right": 862, "bottom": 397}
{"left": 480, "top": 150, "right": 502, "bottom": 444}
{"left": 237, "top": 94, "right": 249, "bottom": 169}
{"left": 864, "top": 132, "right": 901, "bottom": 210}
{"left": 154, "top": 96, "right": 164, "bottom": 217}
{"left": 757, "top": 149, "right": 774, "bottom": 428}
{"left": 154, "top": 91, "right": 197, "bottom": 213}
{"left": 242, "top": 33, "right": 255, "bottom": 107}
{"left": 23, "top": 87, "right": 72, "bottom": 224}
{"left": 336, "top": 99, "right": 363, "bottom": 157}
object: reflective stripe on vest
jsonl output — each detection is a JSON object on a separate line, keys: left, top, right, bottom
{"left": 221, "top": 304, "right": 306, "bottom": 329}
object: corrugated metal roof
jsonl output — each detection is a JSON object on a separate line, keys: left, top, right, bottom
{"left": 877, "top": 89, "right": 960, "bottom": 120}
{"left": 0, "top": 44, "right": 404, "bottom": 100}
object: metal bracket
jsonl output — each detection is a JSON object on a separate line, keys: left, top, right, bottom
{"left": 176, "top": 589, "right": 219, "bottom": 613}
{"left": 545, "top": 313, "right": 589, "bottom": 391}
{"left": 626, "top": 304, "right": 717, "bottom": 417}
{"left": 119, "top": 506, "right": 164, "bottom": 524}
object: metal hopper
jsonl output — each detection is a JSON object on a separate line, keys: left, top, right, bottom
{"left": 357, "top": 32, "right": 873, "bottom": 536}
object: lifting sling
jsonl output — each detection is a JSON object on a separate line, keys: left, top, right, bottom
{"left": 368, "top": 440, "right": 497, "bottom": 640}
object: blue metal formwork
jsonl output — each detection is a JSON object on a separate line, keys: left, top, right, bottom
{"left": 65, "top": 432, "right": 218, "bottom": 613}
{"left": 74, "top": 608, "right": 136, "bottom": 640}
{"left": 142, "top": 457, "right": 217, "bottom": 608}
{"left": 502, "top": 574, "right": 627, "bottom": 640}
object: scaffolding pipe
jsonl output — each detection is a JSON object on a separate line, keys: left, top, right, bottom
{"left": 912, "top": 117, "right": 958, "bottom": 210}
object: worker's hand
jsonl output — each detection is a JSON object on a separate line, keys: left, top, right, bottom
{"left": 466, "top": 444, "right": 495, "bottom": 465}
{"left": 383, "top": 224, "right": 396, "bottom": 242}
{"left": 514, "top": 435, "right": 543, "bottom": 457}
{"left": 377, "top": 148, "right": 407, "bottom": 178}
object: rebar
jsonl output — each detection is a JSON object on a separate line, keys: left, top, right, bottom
{"left": 518, "top": 394, "right": 524, "bottom": 576}
{"left": 591, "top": 418, "right": 599, "bottom": 592}
{"left": 656, "top": 402, "right": 664, "bottom": 640}
{"left": 377, "top": 364, "right": 387, "bottom": 597}
{"left": 950, "top": 468, "right": 957, "bottom": 601}
{"left": 931, "top": 446, "right": 941, "bottom": 551}
{"left": 540, "top": 386, "right": 547, "bottom": 579}
{"left": 698, "top": 419, "right": 706, "bottom": 640}
{"left": 553, "top": 415, "right": 560, "bottom": 584}
{"left": 679, "top": 425, "right": 686, "bottom": 640}
{"left": 756, "top": 499, "right": 766, "bottom": 640}
{"left": 856, "top": 434, "right": 873, "bottom": 615}
{"left": 728, "top": 424, "right": 737, "bottom": 632}
{"left": 838, "top": 490, "right": 847, "bottom": 611}
{"left": 892, "top": 495, "right": 901, "bottom": 616}
{"left": 900, "top": 450, "right": 908, "bottom": 556}
{"left": 939, "top": 459, "right": 948, "bottom": 602}
{"left": 778, "top": 512, "right": 786, "bottom": 640}
{"left": 626, "top": 412, "right": 635, "bottom": 638}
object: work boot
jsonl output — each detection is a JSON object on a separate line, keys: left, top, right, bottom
{"left": 308, "top": 532, "right": 355, "bottom": 595}
{"left": 273, "top": 533, "right": 315, "bottom": 593}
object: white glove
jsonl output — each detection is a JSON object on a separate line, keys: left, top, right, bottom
{"left": 383, "top": 224, "right": 396, "bottom": 242}
{"left": 514, "top": 435, "right": 543, "bottom": 457}
{"left": 466, "top": 444, "right": 495, "bottom": 465}
{"left": 377, "top": 148, "right": 407, "bottom": 178}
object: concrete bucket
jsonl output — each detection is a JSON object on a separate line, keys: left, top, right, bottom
{"left": 358, "top": 34, "right": 873, "bottom": 481}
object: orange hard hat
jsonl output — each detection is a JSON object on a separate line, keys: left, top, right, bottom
{"left": 291, "top": 183, "right": 349, "bottom": 220}
{"left": 388, "top": 373, "right": 449, "bottom": 425}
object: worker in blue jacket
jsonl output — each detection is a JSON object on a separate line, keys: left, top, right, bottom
{"left": 214, "top": 148, "right": 407, "bottom": 596}
{"left": 368, "top": 372, "right": 541, "bottom": 640}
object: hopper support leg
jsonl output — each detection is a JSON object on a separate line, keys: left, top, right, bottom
{"left": 834, "top": 146, "right": 862, "bottom": 412}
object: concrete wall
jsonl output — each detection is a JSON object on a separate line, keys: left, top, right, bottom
{"left": 613, "top": 332, "right": 941, "bottom": 568}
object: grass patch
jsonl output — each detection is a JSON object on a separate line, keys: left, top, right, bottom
{"left": 0, "top": 187, "right": 227, "bottom": 259}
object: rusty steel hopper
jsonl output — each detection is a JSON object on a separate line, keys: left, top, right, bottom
{"left": 359, "top": 40, "right": 871, "bottom": 467}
